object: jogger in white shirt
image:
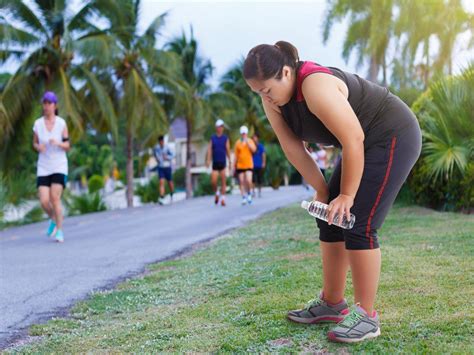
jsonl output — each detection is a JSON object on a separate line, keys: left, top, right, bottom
{"left": 32, "top": 91, "right": 70, "bottom": 242}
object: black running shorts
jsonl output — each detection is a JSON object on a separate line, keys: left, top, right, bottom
{"left": 317, "top": 103, "right": 421, "bottom": 250}
{"left": 37, "top": 174, "right": 67, "bottom": 189}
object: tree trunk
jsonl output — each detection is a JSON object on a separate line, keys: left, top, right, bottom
{"left": 424, "top": 39, "right": 430, "bottom": 88}
{"left": 382, "top": 55, "right": 387, "bottom": 87}
{"left": 368, "top": 56, "right": 379, "bottom": 83}
{"left": 185, "top": 119, "right": 193, "bottom": 199}
{"left": 126, "top": 130, "right": 134, "bottom": 207}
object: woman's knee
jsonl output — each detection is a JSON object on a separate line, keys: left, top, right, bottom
{"left": 50, "top": 194, "right": 62, "bottom": 206}
{"left": 40, "top": 199, "right": 50, "bottom": 210}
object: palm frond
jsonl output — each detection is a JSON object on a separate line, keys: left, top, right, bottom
{"left": 68, "top": 2, "right": 97, "bottom": 33}
{"left": 0, "top": 21, "right": 40, "bottom": 46}
{"left": 76, "top": 31, "right": 119, "bottom": 67}
{"left": 1, "top": 0, "right": 48, "bottom": 37}
{"left": 77, "top": 66, "right": 118, "bottom": 139}
{"left": 0, "top": 49, "right": 27, "bottom": 65}
{"left": 138, "top": 12, "right": 167, "bottom": 49}
{"left": 55, "top": 68, "right": 84, "bottom": 138}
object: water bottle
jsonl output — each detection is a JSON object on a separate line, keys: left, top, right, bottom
{"left": 301, "top": 200, "right": 355, "bottom": 230}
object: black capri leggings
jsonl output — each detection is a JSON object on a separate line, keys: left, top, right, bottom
{"left": 317, "top": 100, "right": 422, "bottom": 250}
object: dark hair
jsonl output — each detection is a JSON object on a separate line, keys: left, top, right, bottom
{"left": 158, "top": 135, "right": 164, "bottom": 141}
{"left": 243, "top": 41, "right": 299, "bottom": 81}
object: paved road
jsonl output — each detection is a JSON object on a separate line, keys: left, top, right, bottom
{"left": 0, "top": 186, "right": 312, "bottom": 348}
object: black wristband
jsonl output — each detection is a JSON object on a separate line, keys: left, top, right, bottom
{"left": 62, "top": 137, "right": 70, "bottom": 142}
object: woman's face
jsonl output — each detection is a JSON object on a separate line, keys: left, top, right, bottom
{"left": 246, "top": 65, "right": 295, "bottom": 106}
{"left": 42, "top": 101, "right": 56, "bottom": 116}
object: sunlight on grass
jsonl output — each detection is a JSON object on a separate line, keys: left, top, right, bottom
{"left": 11, "top": 204, "right": 474, "bottom": 353}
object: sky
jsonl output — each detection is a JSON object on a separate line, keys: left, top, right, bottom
{"left": 3, "top": 0, "right": 474, "bottom": 88}
{"left": 140, "top": 0, "right": 474, "bottom": 88}
{"left": 141, "top": 0, "right": 355, "bottom": 87}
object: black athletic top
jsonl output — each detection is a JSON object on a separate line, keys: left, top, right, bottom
{"left": 279, "top": 61, "right": 414, "bottom": 147}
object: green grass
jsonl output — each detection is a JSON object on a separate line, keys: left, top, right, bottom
{"left": 10, "top": 205, "right": 474, "bottom": 353}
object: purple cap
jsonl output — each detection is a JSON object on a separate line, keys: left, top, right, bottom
{"left": 42, "top": 91, "right": 57, "bottom": 103}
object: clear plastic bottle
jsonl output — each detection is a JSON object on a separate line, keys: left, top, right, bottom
{"left": 301, "top": 200, "right": 355, "bottom": 230}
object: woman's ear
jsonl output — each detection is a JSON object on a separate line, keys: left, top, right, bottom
{"left": 282, "top": 65, "right": 293, "bottom": 80}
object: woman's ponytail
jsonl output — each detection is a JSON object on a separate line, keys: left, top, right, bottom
{"left": 243, "top": 40, "right": 300, "bottom": 81}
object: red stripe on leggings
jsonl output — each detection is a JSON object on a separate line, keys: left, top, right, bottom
{"left": 366, "top": 136, "right": 397, "bottom": 249}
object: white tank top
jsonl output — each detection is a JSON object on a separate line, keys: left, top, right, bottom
{"left": 33, "top": 116, "right": 68, "bottom": 176}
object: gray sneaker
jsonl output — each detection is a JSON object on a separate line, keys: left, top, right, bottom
{"left": 287, "top": 292, "right": 349, "bottom": 324}
{"left": 327, "top": 303, "right": 381, "bottom": 343}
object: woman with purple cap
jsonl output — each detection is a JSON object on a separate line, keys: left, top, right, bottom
{"left": 32, "top": 91, "right": 70, "bottom": 243}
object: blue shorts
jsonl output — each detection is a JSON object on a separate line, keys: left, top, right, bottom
{"left": 158, "top": 167, "right": 172, "bottom": 181}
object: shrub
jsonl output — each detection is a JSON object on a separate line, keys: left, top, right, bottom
{"left": 173, "top": 167, "right": 186, "bottom": 189}
{"left": 408, "top": 65, "right": 474, "bottom": 211}
{"left": 265, "top": 144, "right": 290, "bottom": 189}
{"left": 88, "top": 175, "right": 104, "bottom": 194}
{"left": 194, "top": 173, "right": 232, "bottom": 197}
{"left": 194, "top": 174, "right": 214, "bottom": 197}
{"left": 65, "top": 192, "right": 107, "bottom": 215}
{"left": 135, "top": 176, "right": 159, "bottom": 203}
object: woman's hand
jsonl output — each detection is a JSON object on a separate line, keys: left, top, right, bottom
{"left": 37, "top": 143, "right": 46, "bottom": 153}
{"left": 327, "top": 194, "right": 354, "bottom": 225}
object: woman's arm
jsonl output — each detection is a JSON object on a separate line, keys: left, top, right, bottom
{"left": 247, "top": 138, "right": 257, "bottom": 153}
{"left": 302, "top": 73, "right": 365, "bottom": 223}
{"left": 234, "top": 144, "right": 238, "bottom": 171}
{"left": 33, "top": 132, "right": 46, "bottom": 153}
{"left": 206, "top": 141, "right": 212, "bottom": 167}
{"left": 226, "top": 138, "right": 231, "bottom": 163}
{"left": 261, "top": 100, "right": 328, "bottom": 202}
{"left": 50, "top": 126, "right": 70, "bottom": 151}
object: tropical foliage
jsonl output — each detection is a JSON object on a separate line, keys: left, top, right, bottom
{"left": 265, "top": 144, "right": 290, "bottom": 189}
{"left": 323, "top": 0, "right": 474, "bottom": 87}
{"left": 0, "top": 0, "right": 117, "bottom": 173}
{"left": 409, "top": 65, "right": 474, "bottom": 211}
{"left": 217, "top": 60, "right": 272, "bottom": 143}
{"left": 64, "top": 191, "right": 107, "bottom": 215}
{"left": 0, "top": 0, "right": 472, "bottom": 220}
{"left": 165, "top": 29, "right": 214, "bottom": 198}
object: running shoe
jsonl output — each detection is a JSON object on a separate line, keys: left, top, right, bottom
{"left": 46, "top": 219, "right": 56, "bottom": 237}
{"left": 287, "top": 292, "right": 349, "bottom": 324}
{"left": 327, "top": 303, "right": 380, "bottom": 343}
{"left": 55, "top": 229, "right": 64, "bottom": 243}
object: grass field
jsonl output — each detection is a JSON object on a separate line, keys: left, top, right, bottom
{"left": 10, "top": 204, "right": 474, "bottom": 353}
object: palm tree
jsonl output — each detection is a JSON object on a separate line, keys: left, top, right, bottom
{"left": 81, "top": 0, "right": 169, "bottom": 207}
{"left": 322, "top": 0, "right": 394, "bottom": 83}
{"left": 394, "top": 0, "right": 473, "bottom": 87}
{"left": 394, "top": 0, "right": 442, "bottom": 87}
{"left": 432, "top": 0, "right": 473, "bottom": 76}
{"left": 0, "top": 0, "right": 117, "bottom": 174}
{"left": 165, "top": 29, "right": 213, "bottom": 198}
{"left": 217, "top": 60, "right": 273, "bottom": 142}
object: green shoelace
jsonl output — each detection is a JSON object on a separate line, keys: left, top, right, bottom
{"left": 339, "top": 309, "right": 364, "bottom": 328}
{"left": 305, "top": 298, "right": 323, "bottom": 310}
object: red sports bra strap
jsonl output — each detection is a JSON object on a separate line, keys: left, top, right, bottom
{"left": 297, "top": 61, "right": 333, "bottom": 102}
